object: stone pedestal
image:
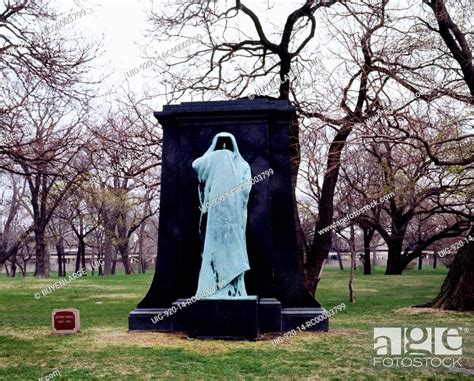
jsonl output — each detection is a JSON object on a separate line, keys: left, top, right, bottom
{"left": 185, "top": 297, "right": 258, "bottom": 340}
{"left": 128, "top": 308, "right": 173, "bottom": 331}
{"left": 282, "top": 307, "right": 329, "bottom": 331}
{"left": 128, "top": 298, "right": 329, "bottom": 336}
{"left": 258, "top": 298, "right": 282, "bottom": 333}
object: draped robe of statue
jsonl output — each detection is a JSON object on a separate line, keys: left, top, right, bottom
{"left": 192, "top": 132, "right": 252, "bottom": 299}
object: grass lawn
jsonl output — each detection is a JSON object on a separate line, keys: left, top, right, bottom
{"left": 0, "top": 266, "right": 472, "bottom": 380}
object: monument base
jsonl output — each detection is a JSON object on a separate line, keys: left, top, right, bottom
{"left": 128, "top": 308, "right": 173, "bottom": 331}
{"left": 282, "top": 307, "right": 329, "bottom": 331}
{"left": 128, "top": 298, "right": 328, "bottom": 338}
{"left": 183, "top": 296, "right": 258, "bottom": 340}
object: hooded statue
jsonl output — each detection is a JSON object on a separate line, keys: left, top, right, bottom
{"left": 192, "top": 132, "right": 252, "bottom": 299}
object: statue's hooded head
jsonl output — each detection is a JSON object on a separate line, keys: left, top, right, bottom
{"left": 194, "top": 132, "right": 248, "bottom": 182}
{"left": 207, "top": 132, "right": 240, "bottom": 156}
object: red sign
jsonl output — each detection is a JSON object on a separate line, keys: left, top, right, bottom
{"left": 52, "top": 309, "right": 80, "bottom": 334}
{"left": 54, "top": 311, "right": 76, "bottom": 330}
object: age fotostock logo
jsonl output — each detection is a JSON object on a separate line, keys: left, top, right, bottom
{"left": 373, "top": 327, "right": 464, "bottom": 368}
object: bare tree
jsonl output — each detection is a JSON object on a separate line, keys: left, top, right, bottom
{"left": 422, "top": 0, "right": 473, "bottom": 96}
{"left": 90, "top": 96, "right": 161, "bottom": 275}
{"left": 1, "top": 1, "right": 99, "bottom": 277}
{"left": 1, "top": 83, "right": 93, "bottom": 277}
{"left": 0, "top": 173, "right": 32, "bottom": 274}
{"left": 352, "top": 132, "right": 472, "bottom": 274}
{"left": 425, "top": 228, "right": 473, "bottom": 311}
{"left": 0, "top": 0, "right": 97, "bottom": 110}
{"left": 415, "top": 0, "right": 474, "bottom": 310}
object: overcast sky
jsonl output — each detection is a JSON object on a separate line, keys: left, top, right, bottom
{"left": 48, "top": 0, "right": 471, "bottom": 110}
{"left": 65, "top": 0, "right": 150, "bottom": 95}
{"left": 52, "top": 0, "right": 320, "bottom": 105}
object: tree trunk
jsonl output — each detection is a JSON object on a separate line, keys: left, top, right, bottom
{"left": 425, "top": 231, "right": 473, "bottom": 311}
{"left": 138, "top": 223, "right": 145, "bottom": 274}
{"left": 111, "top": 256, "right": 117, "bottom": 275}
{"left": 418, "top": 253, "right": 423, "bottom": 270}
{"left": 363, "top": 227, "right": 374, "bottom": 275}
{"left": 116, "top": 207, "right": 133, "bottom": 274}
{"left": 90, "top": 251, "right": 95, "bottom": 276}
{"left": 56, "top": 238, "right": 65, "bottom": 277}
{"left": 349, "top": 225, "right": 356, "bottom": 303}
{"left": 433, "top": 252, "right": 437, "bottom": 269}
{"left": 98, "top": 243, "right": 104, "bottom": 276}
{"left": 18, "top": 261, "right": 26, "bottom": 277}
{"left": 10, "top": 252, "right": 17, "bottom": 277}
{"left": 336, "top": 249, "right": 344, "bottom": 271}
{"left": 118, "top": 242, "right": 133, "bottom": 274}
{"left": 81, "top": 241, "right": 86, "bottom": 273}
{"left": 385, "top": 236, "right": 405, "bottom": 275}
{"left": 75, "top": 239, "right": 86, "bottom": 273}
{"left": 103, "top": 218, "right": 115, "bottom": 275}
{"left": 34, "top": 225, "right": 49, "bottom": 278}
{"left": 385, "top": 252, "right": 402, "bottom": 274}
{"left": 306, "top": 126, "right": 353, "bottom": 293}
{"left": 75, "top": 246, "right": 80, "bottom": 272}
{"left": 428, "top": 0, "right": 474, "bottom": 96}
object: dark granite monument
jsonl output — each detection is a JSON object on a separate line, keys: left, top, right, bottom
{"left": 129, "top": 99, "right": 328, "bottom": 339}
